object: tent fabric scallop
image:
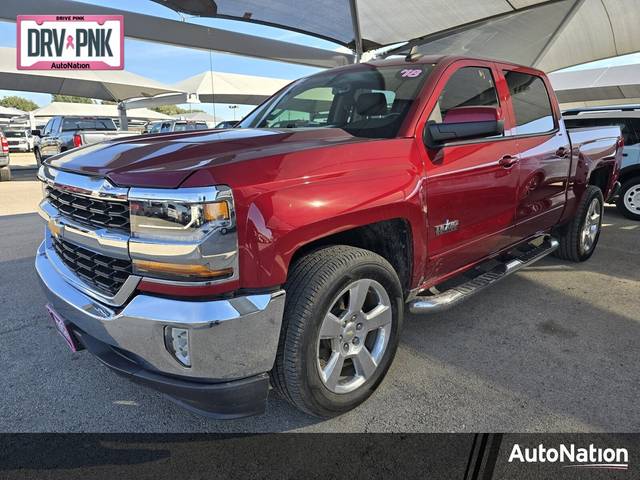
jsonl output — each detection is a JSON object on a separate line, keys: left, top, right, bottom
{"left": 152, "top": 0, "right": 640, "bottom": 72}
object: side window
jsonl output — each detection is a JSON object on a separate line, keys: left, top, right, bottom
{"left": 624, "top": 119, "right": 640, "bottom": 146}
{"left": 504, "top": 71, "right": 555, "bottom": 135}
{"left": 429, "top": 66, "right": 499, "bottom": 125}
{"left": 160, "top": 122, "right": 172, "bottom": 132}
{"left": 51, "top": 117, "right": 62, "bottom": 134}
{"left": 42, "top": 119, "right": 53, "bottom": 136}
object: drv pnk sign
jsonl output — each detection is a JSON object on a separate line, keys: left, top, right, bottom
{"left": 17, "top": 15, "right": 124, "bottom": 70}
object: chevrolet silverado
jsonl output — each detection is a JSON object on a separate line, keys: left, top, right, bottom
{"left": 36, "top": 56, "right": 621, "bottom": 418}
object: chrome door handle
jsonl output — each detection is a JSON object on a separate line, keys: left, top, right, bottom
{"left": 499, "top": 155, "right": 519, "bottom": 168}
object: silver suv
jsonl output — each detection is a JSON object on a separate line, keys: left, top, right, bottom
{"left": 564, "top": 106, "right": 640, "bottom": 220}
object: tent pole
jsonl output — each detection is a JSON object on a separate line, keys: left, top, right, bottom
{"left": 349, "top": 0, "right": 363, "bottom": 63}
{"left": 117, "top": 102, "right": 129, "bottom": 131}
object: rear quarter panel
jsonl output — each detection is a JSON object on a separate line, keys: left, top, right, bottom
{"left": 562, "top": 125, "right": 622, "bottom": 222}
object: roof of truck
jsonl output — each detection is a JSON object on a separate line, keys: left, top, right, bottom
{"left": 331, "top": 55, "right": 546, "bottom": 76}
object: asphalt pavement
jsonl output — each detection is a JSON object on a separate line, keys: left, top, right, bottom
{"left": 0, "top": 168, "right": 638, "bottom": 432}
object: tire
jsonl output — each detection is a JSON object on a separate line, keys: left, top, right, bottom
{"left": 616, "top": 177, "right": 640, "bottom": 221}
{"left": 271, "top": 245, "right": 403, "bottom": 417}
{"left": 553, "top": 185, "right": 604, "bottom": 262}
{"left": 0, "top": 166, "right": 11, "bottom": 182}
{"left": 34, "top": 148, "right": 42, "bottom": 167}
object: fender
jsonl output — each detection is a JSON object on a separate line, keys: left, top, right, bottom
{"left": 185, "top": 137, "right": 429, "bottom": 290}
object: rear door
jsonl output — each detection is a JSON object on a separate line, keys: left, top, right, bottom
{"left": 420, "top": 61, "right": 520, "bottom": 280}
{"left": 500, "top": 67, "right": 571, "bottom": 237}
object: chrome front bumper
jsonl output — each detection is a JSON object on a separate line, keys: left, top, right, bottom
{"left": 36, "top": 240, "right": 286, "bottom": 381}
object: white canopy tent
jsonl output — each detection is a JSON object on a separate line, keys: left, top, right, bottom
{"left": 0, "top": 47, "right": 178, "bottom": 102}
{"left": 174, "top": 71, "right": 290, "bottom": 105}
{"left": 550, "top": 63, "right": 640, "bottom": 105}
{"left": 14, "top": 102, "right": 171, "bottom": 130}
{"left": 153, "top": 0, "right": 640, "bottom": 72}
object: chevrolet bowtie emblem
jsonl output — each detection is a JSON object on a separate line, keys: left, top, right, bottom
{"left": 434, "top": 219, "right": 459, "bottom": 236}
{"left": 48, "top": 218, "right": 62, "bottom": 238}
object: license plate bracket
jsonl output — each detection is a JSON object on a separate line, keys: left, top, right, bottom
{"left": 45, "top": 304, "right": 80, "bottom": 352}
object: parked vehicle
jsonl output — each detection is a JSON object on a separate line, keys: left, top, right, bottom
{"left": 215, "top": 120, "right": 239, "bottom": 129}
{"left": 144, "top": 120, "right": 209, "bottom": 134}
{"left": 32, "top": 116, "right": 137, "bottom": 165}
{"left": 4, "top": 128, "right": 33, "bottom": 153}
{"left": 36, "top": 56, "right": 621, "bottom": 418}
{"left": 0, "top": 130, "right": 10, "bottom": 181}
{"left": 564, "top": 106, "right": 640, "bottom": 220}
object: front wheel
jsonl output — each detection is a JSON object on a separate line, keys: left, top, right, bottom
{"left": 271, "top": 246, "right": 403, "bottom": 417}
{"left": 554, "top": 185, "right": 604, "bottom": 262}
{"left": 616, "top": 177, "right": 640, "bottom": 221}
{"left": 34, "top": 148, "right": 42, "bottom": 167}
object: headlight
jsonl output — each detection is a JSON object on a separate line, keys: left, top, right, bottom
{"left": 128, "top": 186, "right": 238, "bottom": 282}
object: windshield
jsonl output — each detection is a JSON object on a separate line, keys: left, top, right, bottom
{"left": 239, "top": 64, "right": 433, "bottom": 139}
{"left": 5, "top": 131, "right": 26, "bottom": 138}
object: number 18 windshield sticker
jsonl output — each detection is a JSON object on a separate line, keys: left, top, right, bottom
{"left": 398, "top": 68, "right": 423, "bottom": 78}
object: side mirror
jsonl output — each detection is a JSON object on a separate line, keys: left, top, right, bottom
{"left": 31, "top": 129, "right": 41, "bottom": 137}
{"left": 424, "top": 106, "right": 504, "bottom": 149}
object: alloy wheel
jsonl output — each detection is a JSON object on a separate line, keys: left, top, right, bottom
{"left": 580, "top": 197, "right": 602, "bottom": 255}
{"left": 316, "top": 278, "right": 392, "bottom": 394}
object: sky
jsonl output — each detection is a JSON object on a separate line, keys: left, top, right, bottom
{"left": 0, "top": 0, "right": 638, "bottom": 120}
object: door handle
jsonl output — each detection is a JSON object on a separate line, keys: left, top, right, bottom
{"left": 499, "top": 155, "right": 519, "bottom": 168}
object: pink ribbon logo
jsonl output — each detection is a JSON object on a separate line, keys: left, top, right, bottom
{"left": 66, "top": 35, "right": 74, "bottom": 49}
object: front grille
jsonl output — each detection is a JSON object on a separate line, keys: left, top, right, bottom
{"left": 46, "top": 186, "right": 130, "bottom": 231}
{"left": 52, "top": 236, "right": 132, "bottom": 296}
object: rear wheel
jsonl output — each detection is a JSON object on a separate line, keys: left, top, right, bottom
{"left": 271, "top": 246, "right": 403, "bottom": 417}
{"left": 553, "top": 185, "right": 603, "bottom": 262}
{"left": 0, "top": 166, "right": 11, "bottom": 182}
{"left": 616, "top": 177, "right": 640, "bottom": 221}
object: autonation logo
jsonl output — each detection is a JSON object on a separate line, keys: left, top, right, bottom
{"left": 509, "top": 443, "right": 629, "bottom": 471}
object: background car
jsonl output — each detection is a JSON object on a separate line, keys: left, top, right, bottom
{"left": 215, "top": 120, "right": 239, "bottom": 129}
{"left": 564, "top": 106, "right": 640, "bottom": 220}
{"left": 4, "top": 128, "right": 32, "bottom": 153}
{"left": 0, "top": 129, "right": 11, "bottom": 181}
{"left": 144, "top": 120, "right": 209, "bottom": 134}
{"left": 33, "top": 116, "right": 137, "bottom": 165}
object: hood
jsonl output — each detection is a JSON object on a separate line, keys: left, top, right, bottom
{"left": 48, "top": 128, "right": 366, "bottom": 188}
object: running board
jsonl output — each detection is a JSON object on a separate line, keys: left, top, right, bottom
{"left": 409, "top": 237, "right": 559, "bottom": 314}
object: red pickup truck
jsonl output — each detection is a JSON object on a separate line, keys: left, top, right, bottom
{"left": 36, "top": 56, "right": 621, "bottom": 418}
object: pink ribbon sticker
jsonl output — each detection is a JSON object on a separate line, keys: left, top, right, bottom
{"left": 66, "top": 35, "right": 74, "bottom": 49}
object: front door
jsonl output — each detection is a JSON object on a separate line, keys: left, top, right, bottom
{"left": 420, "top": 62, "right": 520, "bottom": 284}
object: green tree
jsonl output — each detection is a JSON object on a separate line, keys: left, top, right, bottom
{"left": 151, "top": 105, "right": 205, "bottom": 115}
{"left": 0, "top": 95, "right": 39, "bottom": 111}
{"left": 52, "top": 95, "right": 93, "bottom": 104}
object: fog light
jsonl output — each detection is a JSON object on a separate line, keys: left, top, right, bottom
{"left": 165, "top": 327, "right": 191, "bottom": 367}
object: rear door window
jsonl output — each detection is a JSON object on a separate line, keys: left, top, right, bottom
{"left": 504, "top": 71, "right": 555, "bottom": 135}
{"left": 61, "top": 118, "right": 115, "bottom": 131}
